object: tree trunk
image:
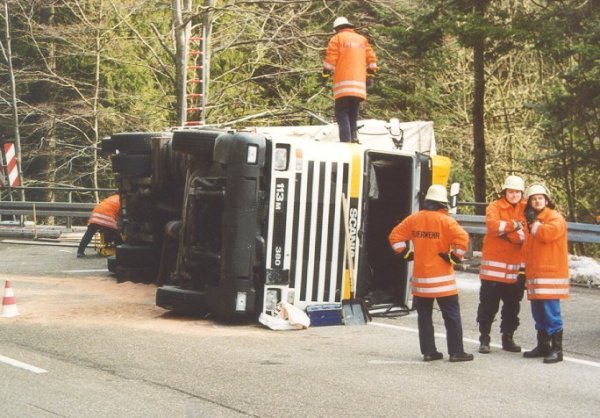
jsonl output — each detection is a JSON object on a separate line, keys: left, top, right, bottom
{"left": 472, "top": 1, "right": 487, "bottom": 214}
{"left": 173, "top": 0, "right": 190, "bottom": 126}
{"left": 92, "top": 0, "right": 104, "bottom": 203}
{"left": 1, "top": 1, "right": 24, "bottom": 200}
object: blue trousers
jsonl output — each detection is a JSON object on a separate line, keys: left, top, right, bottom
{"left": 530, "top": 299, "right": 563, "bottom": 335}
{"left": 415, "top": 295, "right": 465, "bottom": 356}
{"left": 334, "top": 96, "right": 362, "bottom": 142}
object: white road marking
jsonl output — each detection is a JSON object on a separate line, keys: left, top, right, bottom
{"left": 370, "top": 321, "right": 600, "bottom": 368}
{"left": 368, "top": 360, "right": 427, "bottom": 365}
{"left": 0, "top": 354, "right": 47, "bottom": 374}
{"left": 62, "top": 269, "right": 107, "bottom": 273}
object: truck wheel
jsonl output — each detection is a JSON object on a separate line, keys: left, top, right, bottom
{"left": 115, "top": 265, "right": 157, "bottom": 284}
{"left": 112, "top": 154, "right": 152, "bottom": 177}
{"left": 171, "top": 130, "right": 222, "bottom": 155}
{"left": 116, "top": 244, "right": 158, "bottom": 268}
{"left": 107, "top": 256, "right": 117, "bottom": 273}
{"left": 109, "top": 132, "right": 164, "bottom": 154}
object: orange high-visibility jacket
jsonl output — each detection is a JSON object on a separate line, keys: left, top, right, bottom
{"left": 389, "top": 209, "right": 469, "bottom": 298}
{"left": 89, "top": 194, "right": 120, "bottom": 230}
{"left": 523, "top": 207, "right": 569, "bottom": 300}
{"left": 480, "top": 198, "right": 527, "bottom": 284}
{"left": 323, "top": 28, "right": 378, "bottom": 100}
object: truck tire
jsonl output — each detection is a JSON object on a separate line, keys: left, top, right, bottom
{"left": 116, "top": 244, "right": 158, "bottom": 268}
{"left": 115, "top": 265, "right": 157, "bottom": 284}
{"left": 156, "top": 286, "right": 209, "bottom": 315}
{"left": 112, "top": 154, "right": 152, "bottom": 177}
{"left": 107, "top": 255, "right": 117, "bottom": 273}
{"left": 109, "top": 132, "right": 164, "bottom": 154}
{"left": 171, "top": 130, "right": 222, "bottom": 155}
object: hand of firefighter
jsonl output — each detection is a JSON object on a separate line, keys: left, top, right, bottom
{"left": 524, "top": 208, "right": 537, "bottom": 225}
{"left": 512, "top": 219, "right": 523, "bottom": 231}
{"left": 517, "top": 267, "right": 526, "bottom": 290}
{"left": 366, "top": 68, "right": 376, "bottom": 91}
{"left": 321, "top": 69, "right": 332, "bottom": 87}
{"left": 396, "top": 241, "right": 413, "bottom": 262}
{"left": 438, "top": 251, "right": 461, "bottom": 265}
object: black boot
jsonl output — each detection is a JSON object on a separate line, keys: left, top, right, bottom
{"left": 502, "top": 332, "right": 521, "bottom": 353}
{"left": 478, "top": 322, "right": 491, "bottom": 354}
{"left": 544, "top": 330, "right": 563, "bottom": 364}
{"left": 523, "top": 330, "right": 550, "bottom": 358}
{"left": 479, "top": 335, "right": 491, "bottom": 354}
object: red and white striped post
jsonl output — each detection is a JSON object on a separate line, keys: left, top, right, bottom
{"left": 3, "top": 142, "right": 20, "bottom": 187}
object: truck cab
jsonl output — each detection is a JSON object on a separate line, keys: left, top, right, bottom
{"left": 103, "top": 119, "right": 448, "bottom": 322}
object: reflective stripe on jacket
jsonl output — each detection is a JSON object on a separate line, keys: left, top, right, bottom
{"left": 89, "top": 194, "right": 120, "bottom": 230}
{"left": 388, "top": 209, "right": 469, "bottom": 298}
{"left": 523, "top": 207, "right": 569, "bottom": 300}
{"left": 479, "top": 198, "right": 526, "bottom": 284}
{"left": 323, "top": 29, "right": 377, "bottom": 100}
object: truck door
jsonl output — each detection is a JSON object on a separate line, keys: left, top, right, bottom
{"left": 360, "top": 151, "right": 417, "bottom": 310}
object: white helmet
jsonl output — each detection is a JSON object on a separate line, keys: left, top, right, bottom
{"left": 501, "top": 175, "right": 525, "bottom": 192}
{"left": 333, "top": 17, "right": 353, "bottom": 30}
{"left": 525, "top": 184, "right": 549, "bottom": 199}
{"left": 425, "top": 184, "right": 449, "bottom": 203}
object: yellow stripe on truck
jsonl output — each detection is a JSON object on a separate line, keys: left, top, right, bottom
{"left": 344, "top": 144, "right": 362, "bottom": 299}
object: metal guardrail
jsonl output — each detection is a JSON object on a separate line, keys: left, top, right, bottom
{"left": 0, "top": 201, "right": 95, "bottom": 218}
{"left": 1, "top": 201, "right": 598, "bottom": 244}
{"left": 455, "top": 214, "right": 600, "bottom": 244}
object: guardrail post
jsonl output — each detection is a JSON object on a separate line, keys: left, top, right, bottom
{"left": 67, "top": 191, "right": 73, "bottom": 229}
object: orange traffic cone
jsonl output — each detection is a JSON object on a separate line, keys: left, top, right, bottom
{"left": 1, "top": 280, "right": 19, "bottom": 318}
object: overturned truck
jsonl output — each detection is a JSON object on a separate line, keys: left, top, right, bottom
{"left": 102, "top": 119, "right": 450, "bottom": 321}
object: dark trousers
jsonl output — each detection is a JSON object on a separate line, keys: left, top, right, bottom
{"left": 334, "top": 96, "right": 362, "bottom": 142}
{"left": 415, "top": 295, "right": 465, "bottom": 356}
{"left": 78, "top": 223, "right": 121, "bottom": 255}
{"left": 476, "top": 280, "right": 524, "bottom": 334}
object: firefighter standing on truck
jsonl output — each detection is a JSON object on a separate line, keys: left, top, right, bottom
{"left": 476, "top": 175, "right": 527, "bottom": 354}
{"left": 388, "top": 185, "right": 473, "bottom": 362}
{"left": 522, "top": 184, "right": 569, "bottom": 364}
{"left": 77, "top": 194, "right": 122, "bottom": 257}
{"left": 322, "top": 17, "right": 377, "bottom": 143}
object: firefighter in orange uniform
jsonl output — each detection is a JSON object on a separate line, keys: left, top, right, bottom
{"left": 476, "top": 175, "right": 527, "bottom": 354}
{"left": 322, "top": 17, "right": 377, "bottom": 143}
{"left": 77, "top": 194, "right": 122, "bottom": 257}
{"left": 389, "top": 185, "right": 473, "bottom": 362}
{"left": 522, "top": 184, "right": 569, "bottom": 364}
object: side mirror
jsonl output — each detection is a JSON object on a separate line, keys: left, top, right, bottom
{"left": 449, "top": 182, "right": 460, "bottom": 214}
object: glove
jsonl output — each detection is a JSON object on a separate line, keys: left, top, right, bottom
{"left": 321, "top": 69, "right": 332, "bottom": 87}
{"left": 438, "top": 251, "right": 461, "bottom": 265}
{"left": 524, "top": 207, "right": 537, "bottom": 225}
{"left": 397, "top": 241, "right": 413, "bottom": 261}
{"left": 366, "top": 76, "right": 375, "bottom": 91}
{"left": 512, "top": 220, "right": 523, "bottom": 231}
{"left": 516, "top": 267, "right": 526, "bottom": 290}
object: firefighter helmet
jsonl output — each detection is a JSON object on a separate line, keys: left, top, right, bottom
{"left": 425, "top": 184, "right": 449, "bottom": 203}
{"left": 525, "top": 184, "right": 549, "bottom": 199}
{"left": 502, "top": 175, "right": 525, "bottom": 192}
{"left": 333, "top": 17, "right": 353, "bottom": 30}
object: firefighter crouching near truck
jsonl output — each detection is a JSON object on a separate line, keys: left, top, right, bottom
{"left": 388, "top": 185, "right": 473, "bottom": 362}
{"left": 476, "top": 175, "right": 527, "bottom": 354}
{"left": 77, "top": 194, "right": 122, "bottom": 257}
{"left": 522, "top": 184, "right": 569, "bottom": 364}
{"left": 322, "top": 17, "right": 378, "bottom": 143}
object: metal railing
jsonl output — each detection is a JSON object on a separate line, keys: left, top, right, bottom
{"left": 1, "top": 186, "right": 116, "bottom": 228}
{"left": 454, "top": 214, "right": 600, "bottom": 244}
{"left": 1, "top": 197, "right": 599, "bottom": 244}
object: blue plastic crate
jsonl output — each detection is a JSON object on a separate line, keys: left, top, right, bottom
{"left": 305, "top": 303, "right": 343, "bottom": 326}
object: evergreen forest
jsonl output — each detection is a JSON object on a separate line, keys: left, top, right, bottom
{"left": 1, "top": 0, "right": 598, "bottom": 232}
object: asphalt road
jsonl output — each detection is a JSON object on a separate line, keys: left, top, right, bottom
{"left": 0, "top": 238, "right": 599, "bottom": 417}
